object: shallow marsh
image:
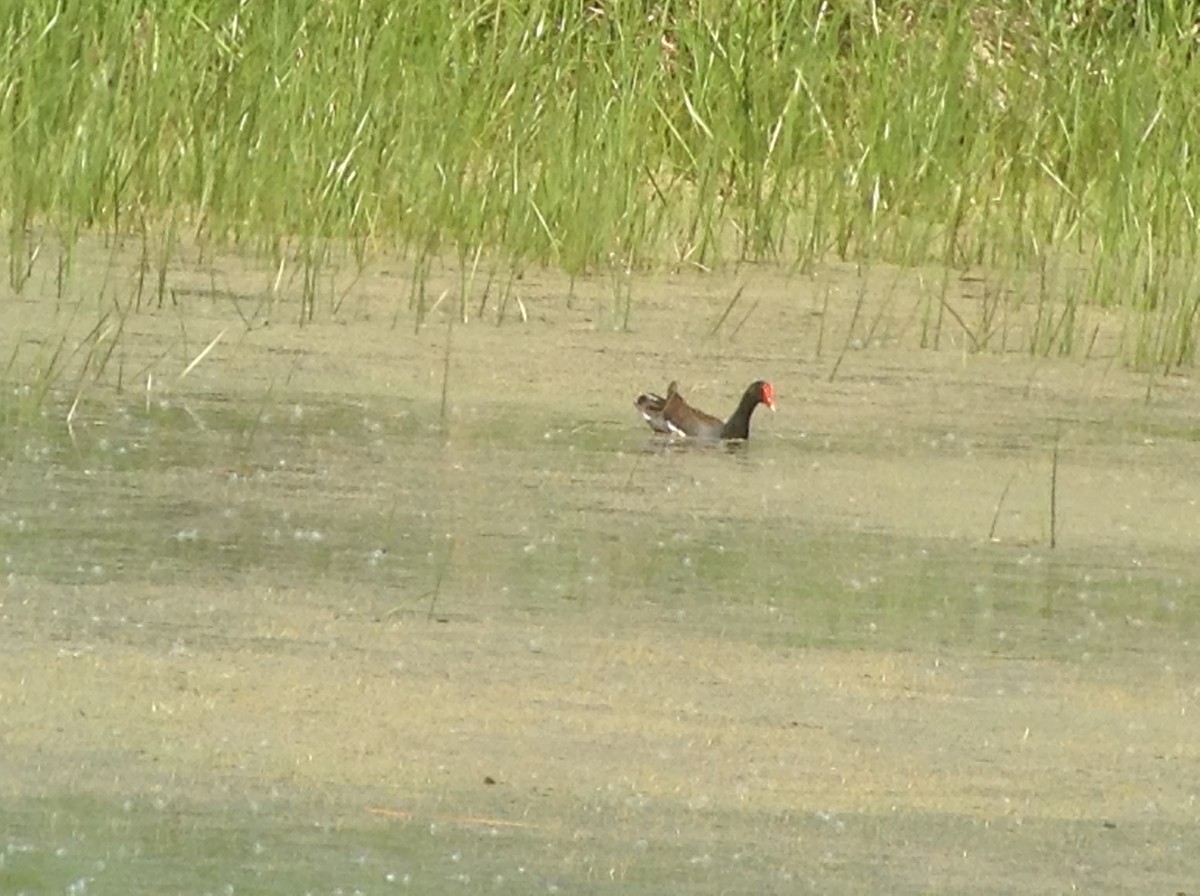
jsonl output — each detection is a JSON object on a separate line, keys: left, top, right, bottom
{"left": 1, "top": 242, "right": 1199, "bottom": 893}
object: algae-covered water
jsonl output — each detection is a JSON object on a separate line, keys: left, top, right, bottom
{"left": 2, "top": 245, "right": 1198, "bottom": 893}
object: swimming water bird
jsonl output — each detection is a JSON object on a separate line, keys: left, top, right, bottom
{"left": 635, "top": 380, "right": 775, "bottom": 440}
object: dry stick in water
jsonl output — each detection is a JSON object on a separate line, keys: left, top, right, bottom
{"left": 1049, "top": 427, "right": 1061, "bottom": 549}
{"left": 728, "top": 296, "right": 763, "bottom": 342}
{"left": 179, "top": 329, "right": 226, "bottom": 381}
{"left": 829, "top": 267, "right": 868, "bottom": 382}
{"left": 66, "top": 329, "right": 112, "bottom": 441}
{"left": 623, "top": 448, "right": 645, "bottom": 490}
{"left": 987, "top": 470, "right": 1018, "bottom": 542}
{"left": 426, "top": 535, "right": 456, "bottom": 622}
{"left": 709, "top": 284, "right": 746, "bottom": 336}
{"left": 861, "top": 277, "right": 898, "bottom": 348}
{"left": 815, "top": 285, "right": 831, "bottom": 358}
{"left": 937, "top": 295, "right": 981, "bottom": 353}
{"left": 439, "top": 310, "right": 454, "bottom": 434}
{"left": 462, "top": 243, "right": 484, "bottom": 322}
{"left": 431, "top": 310, "right": 458, "bottom": 621}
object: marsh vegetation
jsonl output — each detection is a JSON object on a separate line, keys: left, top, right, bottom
{"left": 4, "top": 1, "right": 1200, "bottom": 363}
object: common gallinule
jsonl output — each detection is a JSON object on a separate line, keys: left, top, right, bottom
{"left": 635, "top": 380, "right": 775, "bottom": 440}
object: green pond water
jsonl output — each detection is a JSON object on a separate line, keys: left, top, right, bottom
{"left": 2, "top": 274, "right": 1199, "bottom": 893}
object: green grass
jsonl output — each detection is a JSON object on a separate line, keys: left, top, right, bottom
{"left": 3, "top": 1, "right": 1200, "bottom": 364}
